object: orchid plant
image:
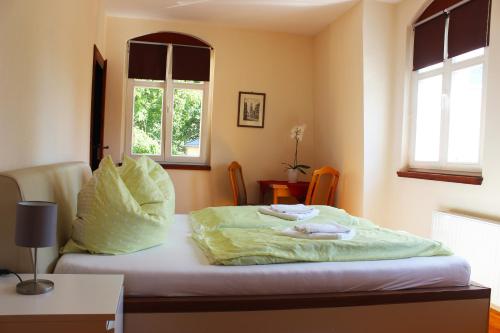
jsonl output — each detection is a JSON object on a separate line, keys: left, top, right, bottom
{"left": 282, "top": 124, "right": 310, "bottom": 174}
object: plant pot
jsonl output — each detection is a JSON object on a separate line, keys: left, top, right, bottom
{"left": 287, "top": 169, "right": 299, "bottom": 183}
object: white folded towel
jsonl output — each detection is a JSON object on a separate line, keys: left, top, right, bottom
{"left": 278, "top": 228, "right": 356, "bottom": 240}
{"left": 270, "top": 204, "right": 314, "bottom": 214}
{"left": 258, "top": 207, "right": 319, "bottom": 221}
{"left": 294, "top": 222, "right": 351, "bottom": 234}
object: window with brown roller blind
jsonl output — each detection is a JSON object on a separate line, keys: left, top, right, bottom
{"left": 405, "top": 0, "right": 490, "bottom": 177}
{"left": 126, "top": 32, "right": 213, "bottom": 166}
{"left": 412, "top": 0, "right": 491, "bottom": 71}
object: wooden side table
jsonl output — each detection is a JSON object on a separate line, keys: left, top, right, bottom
{"left": 258, "top": 180, "right": 310, "bottom": 204}
{"left": 0, "top": 274, "right": 124, "bottom": 333}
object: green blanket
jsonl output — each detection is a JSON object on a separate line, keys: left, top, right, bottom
{"left": 191, "top": 206, "right": 451, "bottom": 265}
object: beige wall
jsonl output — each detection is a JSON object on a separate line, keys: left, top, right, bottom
{"left": 103, "top": 17, "right": 315, "bottom": 213}
{"left": 96, "top": 0, "right": 107, "bottom": 56}
{"left": 379, "top": 0, "right": 500, "bottom": 236}
{"left": 312, "top": 3, "right": 365, "bottom": 216}
{"left": 361, "top": 1, "right": 395, "bottom": 222}
{"left": 0, "top": 0, "right": 104, "bottom": 172}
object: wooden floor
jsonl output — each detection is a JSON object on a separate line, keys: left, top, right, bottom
{"left": 491, "top": 309, "right": 500, "bottom": 333}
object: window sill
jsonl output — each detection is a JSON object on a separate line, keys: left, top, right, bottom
{"left": 397, "top": 169, "right": 483, "bottom": 185}
{"left": 160, "top": 163, "right": 211, "bottom": 171}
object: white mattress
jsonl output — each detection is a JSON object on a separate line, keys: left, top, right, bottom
{"left": 54, "top": 214, "right": 471, "bottom": 297}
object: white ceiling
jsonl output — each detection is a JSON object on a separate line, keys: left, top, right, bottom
{"left": 104, "top": 0, "right": 400, "bottom": 36}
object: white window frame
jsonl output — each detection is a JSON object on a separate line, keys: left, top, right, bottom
{"left": 409, "top": 47, "right": 488, "bottom": 173}
{"left": 124, "top": 43, "right": 211, "bottom": 165}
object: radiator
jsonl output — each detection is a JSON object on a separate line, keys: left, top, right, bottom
{"left": 432, "top": 211, "right": 500, "bottom": 309}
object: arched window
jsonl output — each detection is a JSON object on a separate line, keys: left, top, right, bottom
{"left": 124, "top": 32, "right": 213, "bottom": 166}
{"left": 408, "top": 0, "right": 491, "bottom": 173}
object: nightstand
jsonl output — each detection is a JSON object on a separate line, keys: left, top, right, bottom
{"left": 0, "top": 274, "right": 124, "bottom": 333}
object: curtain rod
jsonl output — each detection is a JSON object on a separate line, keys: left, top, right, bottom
{"left": 414, "top": 0, "right": 472, "bottom": 28}
{"left": 128, "top": 40, "right": 213, "bottom": 50}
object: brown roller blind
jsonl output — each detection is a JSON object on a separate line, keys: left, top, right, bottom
{"left": 133, "top": 32, "right": 210, "bottom": 48}
{"left": 417, "top": 0, "right": 462, "bottom": 21}
{"left": 448, "top": 0, "right": 491, "bottom": 59}
{"left": 128, "top": 42, "right": 168, "bottom": 80}
{"left": 172, "top": 45, "right": 211, "bottom": 82}
{"left": 413, "top": 15, "right": 446, "bottom": 71}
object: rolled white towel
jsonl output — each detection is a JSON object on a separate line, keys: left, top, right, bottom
{"left": 258, "top": 207, "right": 319, "bottom": 221}
{"left": 294, "top": 222, "right": 351, "bottom": 234}
{"left": 270, "top": 204, "right": 314, "bottom": 214}
{"left": 278, "top": 228, "right": 356, "bottom": 240}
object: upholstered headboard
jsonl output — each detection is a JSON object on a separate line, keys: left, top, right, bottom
{"left": 0, "top": 162, "right": 91, "bottom": 274}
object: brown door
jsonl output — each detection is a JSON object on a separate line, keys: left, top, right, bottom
{"left": 90, "top": 45, "right": 108, "bottom": 171}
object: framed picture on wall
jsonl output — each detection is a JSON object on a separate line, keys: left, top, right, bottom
{"left": 237, "top": 92, "right": 266, "bottom": 128}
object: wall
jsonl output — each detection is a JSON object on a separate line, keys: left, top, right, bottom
{"left": 361, "top": 1, "right": 395, "bottom": 222}
{"left": 103, "top": 17, "right": 315, "bottom": 212}
{"left": 96, "top": 0, "right": 107, "bottom": 55}
{"left": 312, "top": 3, "right": 365, "bottom": 216}
{"left": 0, "top": 0, "right": 104, "bottom": 171}
{"left": 379, "top": 0, "right": 500, "bottom": 236}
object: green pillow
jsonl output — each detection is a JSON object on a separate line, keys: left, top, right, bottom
{"left": 62, "top": 155, "right": 175, "bottom": 254}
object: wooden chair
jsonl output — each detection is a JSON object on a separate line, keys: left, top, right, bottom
{"left": 305, "top": 166, "right": 340, "bottom": 206}
{"left": 228, "top": 161, "right": 248, "bottom": 206}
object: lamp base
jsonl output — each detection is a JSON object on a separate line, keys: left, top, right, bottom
{"left": 16, "top": 279, "right": 54, "bottom": 295}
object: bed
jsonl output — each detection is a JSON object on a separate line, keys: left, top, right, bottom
{"left": 0, "top": 162, "right": 491, "bottom": 333}
{"left": 54, "top": 214, "right": 471, "bottom": 297}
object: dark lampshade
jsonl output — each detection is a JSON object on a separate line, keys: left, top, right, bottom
{"left": 15, "top": 201, "right": 57, "bottom": 248}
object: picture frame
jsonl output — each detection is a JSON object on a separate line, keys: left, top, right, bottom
{"left": 237, "top": 92, "right": 266, "bottom": 128}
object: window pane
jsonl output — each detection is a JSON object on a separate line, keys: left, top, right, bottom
{"left": 447, "top": 64, "right": 483, "bottom": 164}
{"left": 132, "top": 87, "right": 163, "bottom": 155}
{"left": 417, "top": 62, "right": 443, "bottom": 74}
{"left": 171, "top": 88, "right": 203, "bottom": 157}
{"left": 134, "top": 79, "right": 164, "bottom": 83}
{"left": 173, "top": 80, "right": 203, "bottom": 84}
{"left": 452, "top": 48, "right": 484, "bottom": 64}
{"left": 414, "top": 75, "right": 443, "bottom": 162}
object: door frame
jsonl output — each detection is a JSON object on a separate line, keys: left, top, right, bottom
{"left": 90, "top": 45, "right": 107, "bottom": 169}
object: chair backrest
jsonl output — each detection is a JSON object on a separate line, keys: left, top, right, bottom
{"left": 228, "top": 161, "right": 247, "bottom": 206}
{"left": 305, "top": 166, "right": 340, "bottom": 206}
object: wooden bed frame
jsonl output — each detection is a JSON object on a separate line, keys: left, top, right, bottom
{"left": 123, "top": 285, "right": 490, "bottom": 333}
{"left": 124, "top": 284, "right": 490, "bottom": 313}
{"left": 0, "top": 162, "right": 492, "bottom": 333}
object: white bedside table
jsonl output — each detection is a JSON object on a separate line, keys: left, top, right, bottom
{"left": 0, "top": 274, "right": 124, "bottom": 333}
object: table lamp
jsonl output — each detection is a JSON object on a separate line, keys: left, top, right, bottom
{"left": 15, "top": 201, "right": 57, "bottom": 295}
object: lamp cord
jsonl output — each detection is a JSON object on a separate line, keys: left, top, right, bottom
{"left": 0, "top": 269, "right": 23, "bottom": 283}
{"left": 11, "top": 272, "right": 23, "bottom": 283}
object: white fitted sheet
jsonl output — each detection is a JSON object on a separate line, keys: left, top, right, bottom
{"left": 54, "top": 214, "right": 471, "bottom": 297}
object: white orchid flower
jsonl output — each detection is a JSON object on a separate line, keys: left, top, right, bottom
{"left": 283, "top": 124, "right": 310, "bottom": 174}
{"left": 290, "top": 124, "right": 306, "bottom": 142}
